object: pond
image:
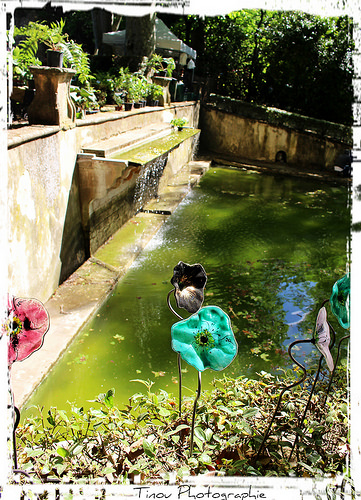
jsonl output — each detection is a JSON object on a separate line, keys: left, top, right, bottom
{"left": 22, "top": 166, "right": 350, "bottom": 418}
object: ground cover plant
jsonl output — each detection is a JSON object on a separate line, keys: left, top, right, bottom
{"left": 15, "top": 362, "right": 349, "bottom": 485}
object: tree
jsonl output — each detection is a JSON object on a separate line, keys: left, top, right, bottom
{"left": 125, "top": 13, "right": 156, "bottom": 71}
{"left": 162, "top": 10, "right": 353, "bottom": 125}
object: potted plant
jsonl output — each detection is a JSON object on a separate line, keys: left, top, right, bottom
{"left": 170, "top": 117, "right": 188, "bottom": 131}
{"left": 147, "top": 83, "right": 163, "bottom": 106}
{"left": 70, "top": 85, "right": 98, "bottom": 118}
{"left": 145, "top": 54, "right": 163, "bottom": 77}
{"left": 117, "top": 67, "right": 135, "bottom": 110}
{"left": 44, "top": 20, "right": 68, "bottom": 67}
{"left": 12, "top": 20, "right": 94, "bottom": 83}
{"left": 113, "top": 92, "right": 123, "bottom": 111}
{"left": 162, "top": 57, "right": 176, "bottom": 78}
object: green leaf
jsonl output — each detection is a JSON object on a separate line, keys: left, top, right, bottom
{"left": 242, "top": 407, "right": 260, "bottom": 419}
{"left": 47, "top": 410, "right": 56, "bottom": 426}
{"left": 158, "top": 407, "right": 171, "bottom": 417}
{"left": 164, "top": 424, "right": 190, "bottom": 437}
{"left": 198, "top": 452, "right": 212, "bottom": 465}
{"left": 194, "top": 427, "right": 206, "bottom": 442}
{"left": 27, "top": 449, "right": 45, "bottom": 457}
{"left": 143, "top": 439, "right": 156, "bottom": 458}
{"left": 56, "top": 463, "right": 67, "bottom": 475}
{"left": 104, "top": 388, "right": 115, "bottom": 408}
{"left": 102, "top": 466, "right": 116, "bottom": 474}
{"left": 57, "top": 447, "right": 70, "bottom": 458}
{"left": 205, "top": 428, "right": 213, "bottom": 442}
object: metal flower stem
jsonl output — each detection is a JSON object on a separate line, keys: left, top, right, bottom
{"left": 190, "top": 370, "right": 202, "bottom": 456}
{"left": 255, "top": 338, "right": 310, "bottom": 462}
{"left": 288, "top": 319, "right": 336, "bottom": 460}
{"left": 167, "top": 289, "right": 184, "bottom": 417}
{"left": 11, "top": 402, "right": 31, "bottom": 478}
{"left": 13, "top": 405, "right": 20, "bottom": 470}
{"left": 288, "top": 354, "right": 323, "bottom": 462}
{"left": 324, "top": 333, "right": 350, "bottom": 405}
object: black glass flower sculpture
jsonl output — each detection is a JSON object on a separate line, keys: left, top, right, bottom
{"left": 170, "top": 261, "right": 207, "bottom": 314}
{"left": 2, "top": 295, "right": 50, "bottom": 366}
{"left": 313, "top": 306, "right": 334, "bottom": 372}
{"left": 171, "top": 305, "right": 238, "bottom": 371}
{"left": 330, "top": 273, "right": 350, "bottom": 329}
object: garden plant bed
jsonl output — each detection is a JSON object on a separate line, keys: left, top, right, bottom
{"left": 15, "top": 366, "right": 348, "bottom": 484}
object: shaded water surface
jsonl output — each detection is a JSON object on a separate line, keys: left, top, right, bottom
{"left": 23, "top": 167, "right": 350, "bottom": 416}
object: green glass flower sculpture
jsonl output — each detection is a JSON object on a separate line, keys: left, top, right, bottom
{"left": 314, "top": 306, "right": 334, "bottom": 372}
{"left": 171, "top": 261, "right": 207, "bottom": 314}
{"left": 171, "top": 305, "right": 238, "bottom": 371}
{"left": 330, "top": 273, "right": 350, "bottom": 329}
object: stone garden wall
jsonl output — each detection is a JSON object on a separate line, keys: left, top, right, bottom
{"left": 200, "top": 95, "right": 352, "bottom": 170}
{"left": 7, "top": 103, "right": 199, "bottom": 303}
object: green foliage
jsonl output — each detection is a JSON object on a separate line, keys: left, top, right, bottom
{"left": 59, "top": 39, "right": 94, "bottom": 86}
{"left": 148, "top": 83, "right": 163, "bottom": 100}
{"left": 11, "top": 19, "right": 94, "bottom": 89}
{"left": 14, "top": 19, "right": 67, "bottom": 52}
{"left": 162, "top": 57, "right": 176, "bottom": 78}
{"left": 115, "top": 67, "right": 150, "bottom": 103}
{"left": 170, "top": 117, "right": 188, "bottom": 129}
{"left": 10, "top": 45, "right": 41, "bottom": 82}
{"left": 16, "top": 367, "right": 348, "bottom": 484}
{"left": 70, "top": 85, "right": 98, "bottom": 113}
{"left": 165, "top": 10, "right": 353, "bottom": 124}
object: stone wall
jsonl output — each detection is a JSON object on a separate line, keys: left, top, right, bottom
{"left": 7, "top": 103, "right": 200, "bottom": 303}
{"left": 200, "top": 96, "right": 352, "bottom": 170}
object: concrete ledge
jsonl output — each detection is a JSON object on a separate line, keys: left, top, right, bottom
{"left": 82, "top": 122, "right": 172, "bottom": 157}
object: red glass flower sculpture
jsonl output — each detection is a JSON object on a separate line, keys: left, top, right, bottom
{"left": 2, "top": 295, "right": 50, "bottom": 366}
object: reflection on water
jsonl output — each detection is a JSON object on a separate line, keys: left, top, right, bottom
{"left": 23, "top": 167, "right": 350, "bottom": 417}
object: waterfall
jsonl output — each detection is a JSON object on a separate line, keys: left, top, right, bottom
{"left": 133, "top": 153, "right": 168, "bottom": 212}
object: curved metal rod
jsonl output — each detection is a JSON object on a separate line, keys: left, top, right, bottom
{"left": 255, "top": 338, "right": 311, "bottom": 462}
{"left": 288, "top": 315, "right": 336, "bottom": 461}
{"left": 288, "top": 353, "right": 323, "bottom": 461}
{"left": 324, "top": 333, "right": 350, "bottom": 405}
{"left": 189, "top": 370, "right": 202, "bottom": 456}
{"left": 167, "top": 289, "right": 184, "bottom": 417}
{"left": 13, "top": 406, "right": 20, "bottom": 470}
{"left": 177, "top": 353, "right": 182, "bottom": 417}
{"left": 288, "top": 317, "right": 338, "bottom": 460}
{"left": 12, "top": 406, "right": 31, "bottom": 478}
{"left": 167, "top": 289, "right": 183, "bottom": 320}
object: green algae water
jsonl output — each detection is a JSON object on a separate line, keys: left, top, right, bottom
{"left": 23, "top": 166, "right": 350, "bottom": 417}
{"left": 111, "top": 129, "right": 199, "bottom": 164}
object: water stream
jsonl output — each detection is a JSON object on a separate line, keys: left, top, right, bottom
{"left": 22, "top": 166, "right": 350, "bottom": 417}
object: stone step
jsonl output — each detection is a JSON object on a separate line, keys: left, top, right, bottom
{"left": 82, "top": 122, "right": 172, "bottom": 158}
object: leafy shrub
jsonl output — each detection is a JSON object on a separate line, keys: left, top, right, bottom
{"left": 15, "top": 366, "right": 348, "bottom": 484}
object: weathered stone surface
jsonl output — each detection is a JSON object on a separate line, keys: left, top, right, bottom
{"left": 7, "top": 103, "right": 199, "bottom": 304}
{"left": 27, "top": 66, "right": 76, "bottom": 127}
{"left": 152, "top": 76, "right": 172, "bottom": 106}
{"left": 200, "top": 106, "right": 350, "bottom": 171}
